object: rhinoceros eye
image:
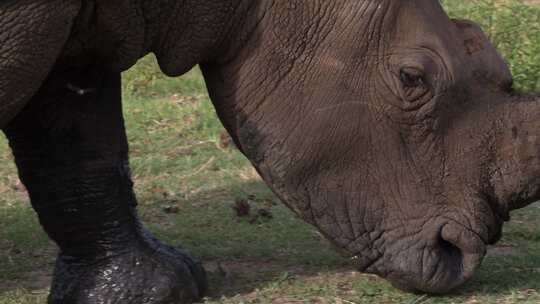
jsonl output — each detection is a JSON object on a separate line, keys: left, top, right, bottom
{"left": 399, "top": 67, "right": 429, "bottom": 102}
{"left": 400, "top": 67, "right": 425, "bottom": 88}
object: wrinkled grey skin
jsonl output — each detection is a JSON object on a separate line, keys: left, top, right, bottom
{"left": 1, "top": 0, "right": 539, "bottom": 302}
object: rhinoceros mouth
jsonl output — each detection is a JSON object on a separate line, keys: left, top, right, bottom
{"left": 355, "top": 219, "right": 487, "bottom": 294}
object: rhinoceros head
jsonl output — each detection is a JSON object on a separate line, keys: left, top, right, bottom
{"left": 199, "top": 0, "right": 539, "bottom": 293}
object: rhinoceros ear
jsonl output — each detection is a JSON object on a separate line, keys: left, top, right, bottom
{"left": 0, "top": 0, "right": 80, "bottom": 127}
{"left": 452, "top": 19, "right": 513, "bottom": 90}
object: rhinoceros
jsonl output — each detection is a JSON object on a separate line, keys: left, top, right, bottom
{"left": 0, "top": 0, "right": 538, "bottom": 303}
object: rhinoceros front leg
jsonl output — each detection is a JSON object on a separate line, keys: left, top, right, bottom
{"left": 3, "top": 67, "right": 206, "bottom": 304}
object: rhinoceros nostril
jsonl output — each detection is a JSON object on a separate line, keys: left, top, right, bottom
{"left": 437, "top": 223, "right": 486, "bottom": 285}
{"left": 377, "top": 222, "right": 488, "bottom": 294}
{"left": 438, "top": 235, "right": 463, "bottom": 265}
{"left": 401, "top": 223, "right": 486, "bottom": 294}
{"left": 440, "top": 223, "right": 486, "bottom": 256}
{"left": 437, "top": 229, "right": 465, "bottom": 279}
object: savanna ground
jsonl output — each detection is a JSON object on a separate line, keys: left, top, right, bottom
{"left": 1, "top": 1, "right": 540, "bottom": 303}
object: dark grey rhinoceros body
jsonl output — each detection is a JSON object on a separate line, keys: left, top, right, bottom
{"left": 0, "top": 0, "right": 539, "bottom": 302}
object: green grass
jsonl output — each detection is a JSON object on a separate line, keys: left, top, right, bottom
{"left": 442, "top": 0, "right": 540, "bottom": 91}
{"left": 1, "top": 1, "right": 540, "bottom": 303}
